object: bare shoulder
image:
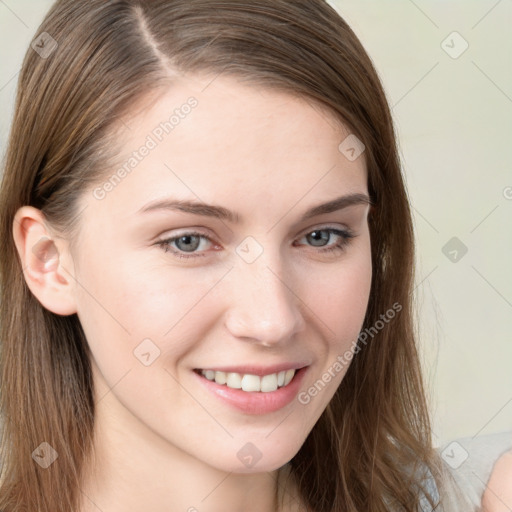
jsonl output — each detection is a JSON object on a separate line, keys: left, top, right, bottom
{"left": 482, "top": 450, "right": 512, "bottom": 512}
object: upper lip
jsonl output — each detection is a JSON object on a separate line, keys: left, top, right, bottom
{"left": 194, "top": 363, "right": 309, "bottom": 377}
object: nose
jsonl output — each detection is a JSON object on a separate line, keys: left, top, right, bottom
{"left": 223, "top": 253, "right": 305, "bottom": 347}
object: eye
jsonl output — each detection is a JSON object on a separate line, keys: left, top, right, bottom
{"left": 156, "top": 231, "right": 214, "bottom": 259}
{"left": 156, "top": 226, "right": 355, "bottom": 260}
{"left": 294, "top": 227, "right": 355, "bottom": 255}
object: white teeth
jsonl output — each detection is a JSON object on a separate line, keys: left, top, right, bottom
{"left": 241, "top": 374, "right": 261, "bottom": 392}
{"left": 199, "top": 368, "right": 297, "bottom": 392}
{"left": 214, "top": 371, "right": 227, "bottom": 385}
{"left": 204, "top": 370, "right": 215, "bottom": 381}
{"left": 284, "top": 369, "right": 295, "bottom": 386}
{"left": 226, "top": 372, "right": 242, "bottom": 389}
{"left": 260, "top": 373, "right": 278, "bottom": 392}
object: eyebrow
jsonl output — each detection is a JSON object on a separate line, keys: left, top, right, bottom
{"left": 138, "top": 192, "right": 372, "bottom": 224}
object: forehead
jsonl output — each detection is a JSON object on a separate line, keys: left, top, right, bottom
{"left": 84, "top": 74, "right": 367, "bottom": 218}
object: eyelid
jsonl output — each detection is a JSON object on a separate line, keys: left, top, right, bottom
{"left": 297, "top": 222, "right": 351, "bottom": 238}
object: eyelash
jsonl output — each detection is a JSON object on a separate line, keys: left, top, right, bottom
{"left": 156, "top": 227, "right": 355, "bottom": 260}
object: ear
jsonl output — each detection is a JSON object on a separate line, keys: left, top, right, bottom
{"left": 12, "top": 206, "right": 78, "bottom": 316}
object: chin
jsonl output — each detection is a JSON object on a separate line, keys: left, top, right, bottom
{"left": 206, "top": 438, "right": 303, "bottom": 475}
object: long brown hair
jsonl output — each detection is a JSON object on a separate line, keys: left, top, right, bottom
{"left": 0, "top": 1, "right": 469, "bottom": 510}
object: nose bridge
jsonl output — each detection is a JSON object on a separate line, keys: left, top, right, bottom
{"left": 224, "top": 247, "right": 304, "bottom": 344}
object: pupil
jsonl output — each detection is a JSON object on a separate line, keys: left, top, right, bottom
{"left": 308, "top": 230, "right": 329, "bottom": 247}
{"left": 177, "top": 235, "right": 200, "bottom": 252}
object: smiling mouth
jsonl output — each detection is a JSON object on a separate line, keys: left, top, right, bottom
{"left": 193, "top": 368, "right": 298, "bottom": 393}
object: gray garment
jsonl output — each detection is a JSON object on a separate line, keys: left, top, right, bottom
{"left": 433, "top": 430, "right": 512, "bottom": 511}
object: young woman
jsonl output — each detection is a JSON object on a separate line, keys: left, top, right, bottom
{"left": 0, "top": 1, "right": 471, "bottom": 510}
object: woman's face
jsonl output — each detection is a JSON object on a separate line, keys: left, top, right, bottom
{"left": 71, "top": 74, "right": 372, "bottom": 473}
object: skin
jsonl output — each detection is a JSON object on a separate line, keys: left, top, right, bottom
{"left": 482, "top": 451, "right": 512, "bottom": 512}
{"left": 13, "top": 74, "right": 372, "bottom": 512}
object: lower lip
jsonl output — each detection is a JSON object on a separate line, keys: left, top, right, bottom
{"left": 192, "top": 367, "right": 308, "bottom": 415}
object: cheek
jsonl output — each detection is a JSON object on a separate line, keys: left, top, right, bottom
{"left": 308, "top": 238, "right": 372, "bottom": 344}
{"left": 308, "top": 251, "right": 371, "bottom": 408}
{"left": 295, "top": 246, "right": 371, "bottom": 413}
{"left": 73, "top": 245, "right": 227, "bottom": 374}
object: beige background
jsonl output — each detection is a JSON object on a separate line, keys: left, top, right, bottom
{"left": 1, "top": 0, "right": 511, "bottom": 448}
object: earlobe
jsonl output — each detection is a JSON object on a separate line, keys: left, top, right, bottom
{"left": 12, "top": 206, "right": 78, "bottom": 316}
